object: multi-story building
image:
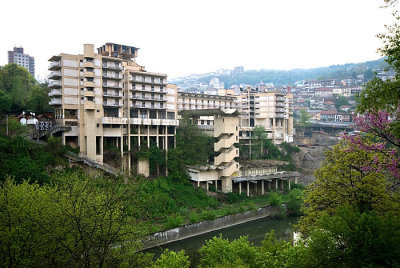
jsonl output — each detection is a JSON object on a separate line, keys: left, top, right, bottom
{"left": 8, "top": 46, "right": 35, "bottom": 76}
{"left": 185, "top": 109, "right": 240, "bottom": 193}
{"left": 237, "top": 87, "right": 294, "bottom": 144}
{"left": 48, "top": 43, "right": 178, "bottom": 175}
{"left": 178, "top": 92, "right": 236, "bottom": 111}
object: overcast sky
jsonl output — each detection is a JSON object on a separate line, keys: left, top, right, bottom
{"left": 0, "top": 0, "right": 397, "bottom": 80}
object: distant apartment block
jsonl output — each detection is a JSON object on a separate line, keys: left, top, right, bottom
{"left": 8, "top": 46, "right": 35, "bottom": 76}
{"left": 48, "top": 43, "right": 178, "bottom": 175}
{"left": 177, "top": 88, "right": 294, "bottom": 145}
{"left": 237, "top": 87, "right": 294, "bottom": 144}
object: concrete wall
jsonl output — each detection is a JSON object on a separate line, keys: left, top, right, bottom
{"left": 143, "top": 206, "right": 279, "bottom": 249}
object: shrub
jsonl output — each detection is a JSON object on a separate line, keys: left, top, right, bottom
{"left": 189, "top": 211, "right": 199, "bottom": 223}
{"left": 268, "top": 192, "right": 282, "bottom": 207}
{"left": 166, "top": 215, "right": 183, "bottom": 229}
{"left": 201, "top": 211, "right": 216, "bottom": 221}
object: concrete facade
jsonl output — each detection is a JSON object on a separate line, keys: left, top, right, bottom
{"left": 48, "top": 43, "right": 178, "bottom": 174}
{"left": 184, "top": 109, "right": 240, "bottom": 193}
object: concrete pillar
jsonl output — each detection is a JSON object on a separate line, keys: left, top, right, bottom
{"left": 197, "top": 181, "right": 200, "bottom": 188}
{"left": 221, "top": 177, "right": 232, "bottom": 193}
{"left": 288, "top": 179, "right": 291, "bottom": 191}
{"left": 239, "top": 182, "right": 242, "bottom": 195}
{"left": 275, "top": 179, "right": 278, "bottom": 190}
{"left": 281, "top": 179, "right": 284, "bottom": 190}
{"left": 247, "top": 181, "right": 250, "bottom": 197}
{"left": 261, "top": 180, "right": 264, "bottom": 195}
{"left": 215, "top": 180, "right": 218, "bottom": 191}
{"left": 206, "top": 182, "right": 209, "bottom": 193}
{"left": 295, "top": 177, "right": 298, "bottom": 184}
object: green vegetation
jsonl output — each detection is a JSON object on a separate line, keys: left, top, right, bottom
{"left": 0, "top": 63, "right": 50, "bottom": 114}
{"left": 297, "top": 108, "right": 312, "bottom": 129}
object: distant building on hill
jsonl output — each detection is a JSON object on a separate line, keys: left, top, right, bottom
{"left": 8, "top": 46, "right": 35, "bottom": 76}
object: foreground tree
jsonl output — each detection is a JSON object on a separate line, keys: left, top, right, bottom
{"left": 0, "top": 173, "right": 147, "bottom": 267}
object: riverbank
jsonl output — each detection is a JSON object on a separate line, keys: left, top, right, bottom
{"left": 143, "top": 206, "right": 280, "bottom": 249}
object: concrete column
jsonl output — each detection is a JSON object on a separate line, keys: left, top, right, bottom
{"left": 295, "top": 177, "right": 298, "bottom": 184}
{"left": 206, "top": 182, "right": 209, "bottom": 193}
{"left": 275, "top": 179, "right": 278, "bottom": 190}
{"left": 197, "top": 181, "right": 200, "bottom": 188}
{"left": 221, "top": 177, "right": 232, "bottom": 193}
{"left": 261, "top": 180, "right": 264, "bottom": 195}
{"left": 281, "top": 179, "right": 284, "bottom": 190}
{"left": 239, "top": 182, "right": 242, "bottom": 195}
{"left": 288, "top": 179, "right": 291, "bottom": 191}
{"left": 215, "top": 180, "right": 218, "bottom": 191}
{"left": 247, "top": 181, "right": 250, "bottom": 197}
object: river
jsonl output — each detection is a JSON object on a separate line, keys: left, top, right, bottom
{"left": 146, "top": 216, "right": 298, "bottom": 263}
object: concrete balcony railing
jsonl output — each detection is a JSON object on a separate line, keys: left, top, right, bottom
{"left": 84, "top": 101, "right": 95, "bottom": 110}
{"left": 103, "top": 73, "right": 122, "bottom": 79}
{"left": 48, "top": 61, "right": 61, "bottom": 70}
{"left": 103, "top": 83, "right": 122, "bottom": 89}
{"left": 48, "top": 80, "right": 62, "bottom": 88}
{"left": 48, "top": 89, "right": 62, "bottom": 97}
{"left": 103, "top": 92, "right": 123, "bottom": 97}
{"left": 83, "top": 62, "right": 94, "bottom": 68}
{"left": 103, "top": 102, "right": 123, "bottom": 107}
{"left": 102, "top": 64, "right": 122, "bottom": 70}
{"left": 49, "top": 98, "right": 62, "bottom": 105}
{"left": 48, "top": 71, "right": 61, "bottom": 80}
{"left": 102, "top": 117, "right": 128, "bottom": 124}
{"left": 161, "top": 119, "right": 179, "bottom": 126}
{"left": 221, "top": 161, "right": 239, "bottom": 177}
{"left": 84, "top": 91, "right": 95, "bottom": 97}
{"left": 214, "top": 134, "right": 237, "bottom": 152}
{"left": 214, "top": 146, "right": 239, "bottom": 166}
{"left": 83, "top": 71, "right": 95, "bottom": 77}
{"left": 84, "top": 81, "right": 95, "bottom": 88}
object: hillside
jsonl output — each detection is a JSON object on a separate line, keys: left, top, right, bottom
{"left": 174, "top": 58, "right": 388, "bottom": 88}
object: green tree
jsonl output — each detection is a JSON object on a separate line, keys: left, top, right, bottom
{"left": 286, "top": 188, "right": 303, "bottom": 216}
{"left": 27, "top": 83, "right": 51, "bottom": 114}
{"left": 153, "top": 249, "right": 190, "bottom": 268}
{"left": 198, "top": 235, "right": 259, "bottom": 268}
{"left": 335, "top": 96, "right": 349, "bottom": 109}
{"left": 0, "top": 63, "right": 35, "bottom": 114}
{"left": 298, "top": 108, "right": 312, "bottom": 129}
{"left": 298, "top": 139, "right": 400, "bottom": 234}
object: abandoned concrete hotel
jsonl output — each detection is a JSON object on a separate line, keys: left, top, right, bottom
{"left": 48, "top": 43, "right": 298, "bottom": 195}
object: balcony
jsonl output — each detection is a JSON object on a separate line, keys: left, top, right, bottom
{"left": 136, "top": 104, "right": 165, "bottom": 109}
{"left": 103, "top": 92, "right": 122, "bottom": 97}
{"left": 103, "top": 73, "right": 122, "bottom": 80}
{"left": 103, "top": 83, "right": 122, "bottom": 89}
{"left": 214, "top": 134, "right": 237, "bottom": 152}
{"left": 49, "top": 98, "right": 62, "bottom": 106}
{"left": 48, "top": 80, "right": 62, "bottom": 88}
{"left": 130, "top": 77, "right": 167, "bottom": 85}
{"left": 130, "top": 95, "right": 166, "bottom": 102}
{"left": 102, "top": 117, "right": 127, "bottom": 124}
{"left": 102, "top": 64, "right": 122, "bottom": 70}
{"left": 48, "top": 89, "right": 62, "bottom": 97}
{"left": 214, "top": 146, "right": 239, "bottom": 166}
{"left": 276, "top": 102, "right": 285, "bottom": 107}
{"left": 84, "top": 101, "right": 95, "bottom": 110}
{"left": 160, "top": 119, "right": 179, "bottom": 126}
{"left": 48, "top": 61, "right": 61, "bottom": 70}
{"left": 129, "top": 118, "right": 142, "bottom": 124}
{"left": 84, "top": 81, "right": 95, "bottom": 88}
{"left": 103, "top": 102, "right": 123, "bottom": 107}
{"left": 48, "top": 71, "right": 61, "bottom": 80}
{"left": 276, "top": 97, "right": 285, "bottom": 102}
{"left": 84, "top": 91, "right": 95, "bottom": 97}
{"left": 83, "top": 62, "right": 94, "bottom": 68}
{"left": 83, "top": 71, "right": 95, "bottom": 77}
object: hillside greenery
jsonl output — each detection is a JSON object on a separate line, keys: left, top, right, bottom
{"left": 0, "top": 63, "right": 50, "bottom": 115}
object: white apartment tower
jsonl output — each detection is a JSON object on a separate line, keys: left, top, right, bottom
{"left": 48, "top": 43, "right": 178, "bottom": 175}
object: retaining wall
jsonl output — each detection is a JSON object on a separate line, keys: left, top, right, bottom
{"left": 143, "top": 206, "right": 279, "bottom": 249}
